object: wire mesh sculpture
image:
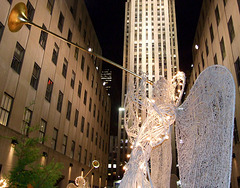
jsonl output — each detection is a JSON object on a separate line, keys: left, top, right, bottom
{"left": 120, "top": 65, "right": 235, "bottom": 188}
{"left": 119, "top": 72, "right": 185, "bottom": 188}
{"left": 175, "top": 65, "right": 235, "bottom": 188}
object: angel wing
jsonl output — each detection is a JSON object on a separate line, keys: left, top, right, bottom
{"left": 176, "top": 65, "right": 235, "bottom": 188}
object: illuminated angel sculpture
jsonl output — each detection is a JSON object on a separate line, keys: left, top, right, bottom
{"left": 119, "top": 65, "right": 235, "bottom": 188}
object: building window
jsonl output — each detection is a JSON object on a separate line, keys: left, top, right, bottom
{"left": 214, "top": 54, "right": 218, "bottom": 65}
{"left": 95, "top": 132, "right": 98, "bottom": 145}
{"left": 30, "top": 62, "right": 41, "bottom": 90}
{"left": 57, "top": 90, "right": 63, "bottom": 112}
{"left": 0, "top": 93, "right": 13, "bottom": 126}
{"left": 97, "top": 110, "right": 100, "bottom": 122}
{"left": 74, "top": 46, "right": 79, "bottom": 60}
{"left": 39, "top": 24, "right": 48, "bottom": 49}
{"left": 99, "top": 136, "right": 101, "bottom": 149}
{"left": 210, "top": 24, "right": 214, "bottom": 42}
{"left": 201, "top": 53, "right": 205, "bottom": 68}
{"left": 78, "top": 19, "right": 82, "bottom": 32}
{"left": 205, "top": 40, "right": 209, "bottom": 56}
{"left": 26, "top": 1, "right": 35, "bottom": 29}
{"left": 228, "top": 16, "right": 235, "bottom": 43}
{"left": 52, "top": 128, "right": 58, "bottom": 150}
{"left": 0, "top": 22, "right": 4, "bottom": 42}
{"left": 91, "top": 128, "right": 94, "bottom": 142}
{"left": 45, "top": 78, "right": 53, "bottom": 102}
{"left": 215, "top": 5, "right": 220, "bottom": 26}
{"left": 89, "top": 98, "right": 92, "bottom": 112}
{"left": 70, "top": 71, "right": 76, "bottom": 89}
{"left": 93, "top": 104, "right": 96, "bottom": 117}
{"left": 223, "top": 0, "right": 228, "bottom": 6}
{"left": 62, "top": 135, "right": 67, "bottom": 155}
{"left": 83, "top": 30, "right": 86, "bottom": 42}
{"left": 22, "top": 109, "right": 32, "bottom": 136}
{"left": 86, "top": 123, "right": 90, "bottom": 138}
{"left": 91, "top": 75, "right": 94, "bottom": 88}
{"left": 67, "top": 29, "right": 72, "bottom": 48}
{"left": 81, "top": 116, "right": 85, "bottom": 133}
{"left": 78, "top": 81, "right": 82, "bottom": 98}
{"left": 81, "top": 56, "right": 85, "bottom": 71}
{"left": 47, "top": 0, "right": 55, "bottom": 14}
{"left": 70, "top": 141, "right": 75, "bottom": 159}
{"left": 66, "top": 101, "right": 72, "bottom": 120}
{"left": 74, "top": 109, "right": 79, "bottom": 127}
{"left": 11, "top": 42, "right": 25, "bottom": 74}
{"left": 234, "top": 57, "right": 240, "bottom": 86}
{"left": 52, "top": 43, "right": 59, "bottom": 65}
{"left": 95, "top": 83, "right": 98, "bottom": 95}
{"left": 58, "top": 12, "right": 64, "bottom": 32}
{"left": 234, "top": 118, "right": 239, "bottom": 144}
{"left": 89, "top": 153, "right": 92, "bottom": 167}
{"left": 39, "top": 119, "right": 46, "bottom": 144}
{"left": 86, "top": 66, "right": 90, "bottom": 80}
{"left": 78, "top": 145, "right": 82, "bottom": 162}
{"left": 220, "top": 37, "right": 226, "bottom": 60}
{"left": 62, "top": 58, "right": 68, "bottom": 78}
{"left": 84, "top": 149, "right": 87, "bottom": 165}
{"left": 83, "top": 90, "right": 87, "bottom": 105}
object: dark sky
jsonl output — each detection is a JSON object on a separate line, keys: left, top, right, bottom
{"left": 84, "top": 0, "right": 202, "bottom": 135}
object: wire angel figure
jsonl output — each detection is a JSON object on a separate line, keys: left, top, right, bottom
{"left": 119, "top": 65, "right": 235, "bottom": 188}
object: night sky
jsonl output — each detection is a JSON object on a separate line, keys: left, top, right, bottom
{"left": 84, "top": 0, "right": 203, "bottom": 135}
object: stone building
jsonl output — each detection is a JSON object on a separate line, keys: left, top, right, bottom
{"left": 187, "top": 0, "right": 240, "bottom": 187}
{"left": 0, "top": 0, "right": 111, "bottom": 187}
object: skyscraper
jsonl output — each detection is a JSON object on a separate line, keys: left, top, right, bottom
{"left": 117, "top": 0, "right": 179, "bottom": 181}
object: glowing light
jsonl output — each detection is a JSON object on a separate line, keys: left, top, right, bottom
{"left": 127, "top": 154, "right": 131, "bottom": 158}
{"left": 103, "top": 82, "right": 106, "bottom": 86}
{"left": 119, "top": 107, "right": 125, "bottom": 111}
{"left": 0, "top": 179, "right": 8, "bottom": 187}
{"left": 180, "top": 139, "right": 183, "bottom": 144}
{"left": 191, "top": 64, "right": 194, "bottom": 68}
{"left": 165, "top": 135, "right": 169, "bottom": 140}
{"left": 130, "top": 145, "right": 133, "bottom": 149}
{"left": 88, "top": 47, "right": 93, "bottom": 52}
{"left": 123, "top": 165, "right": 127, "bottom": 171}
{"left": 195, "top": 45, "right": 199, "bottom": 50}
{"left": 75, "top": 176, "right": 85, "bottom": 187}
{"left": 140, "top": 163, "right": 145, "bottom": 170}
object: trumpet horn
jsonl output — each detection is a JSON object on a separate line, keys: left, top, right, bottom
{"left": 8, "top": 2, "right": 29, "bottom": 32}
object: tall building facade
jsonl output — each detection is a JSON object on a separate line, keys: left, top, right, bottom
{"left": 186, "top": 0, "right": 240, "bottom": 187}
{"left": 0, "top": 0, "right": 111, "bottom": 187}
{"left": 116, "top": 0, "right": 179, "bottom": 181}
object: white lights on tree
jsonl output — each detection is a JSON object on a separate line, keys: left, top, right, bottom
{"left": 120, "top": 65, "right": 235, "bottom": 188}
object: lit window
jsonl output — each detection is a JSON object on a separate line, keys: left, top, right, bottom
{"left": 45, "top": 78, "right": 53, "bottom": 102}
{"left": 113, "top": 164, "right": 117, "bottom": 168}
{"left": 22, "top": 108, "right": 32, "bottom": 136}
{"left": 108, "top": 164, "right": 112, "bottom": 168}
{"left": 39, "top": 119, "right": 46, "bottom": 144}
{"left": 0, "top": 93, "right": 13, "bottom": 126}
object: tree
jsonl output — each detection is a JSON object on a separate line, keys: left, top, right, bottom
{"left": 6, "top": 128, "right": 63, "bottom": 188}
